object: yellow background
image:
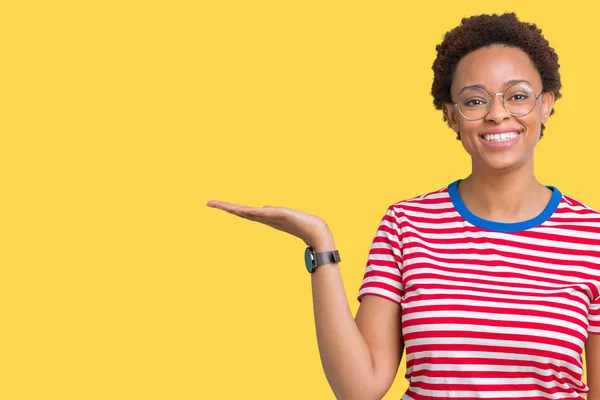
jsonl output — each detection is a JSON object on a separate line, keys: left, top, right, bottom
{"left": 2, "top": 1, "right": 599, "bottom": 399}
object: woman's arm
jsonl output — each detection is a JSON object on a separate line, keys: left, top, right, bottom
{"left": 586, "top": 334, "right": 600, "bottom": 399}
{"left": 205, "top": 202, "right": 404, "bottom": 398}
{"left": 311, "top": 236, "right": 404, "bottom": 400}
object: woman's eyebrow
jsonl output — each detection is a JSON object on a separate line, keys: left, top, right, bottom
{"left": 459, "top": 84, "right": 486, "bottom": 94}
{"left": 506, "top": 79, "right": 532, "bottom": 87}
{"left": 459, "top": 79, "right": 533, "bottom": 94}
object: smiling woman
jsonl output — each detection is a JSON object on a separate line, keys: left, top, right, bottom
{"left": 207, "top": 11, "right": 600, "bottom": 400}
{"left": 355, "top": 12, "right": 600, "bottom": 400}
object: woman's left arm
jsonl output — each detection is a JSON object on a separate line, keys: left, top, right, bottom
{"left": 586, "top": 334, "right": 600, "bottom": 399}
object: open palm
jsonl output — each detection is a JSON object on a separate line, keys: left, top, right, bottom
{"left": 206, "top": 200, "right": 330, "bottom": 247}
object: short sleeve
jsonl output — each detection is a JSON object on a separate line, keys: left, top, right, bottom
{"left": 588, "top": 295, "right": 600, "bottom": 334}
{"left": 357, "top": 205, "right": 404, "bottom": 305}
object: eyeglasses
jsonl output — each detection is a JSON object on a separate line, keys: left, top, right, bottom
{"left": 453, "top": 83, "right": 544, "bottom": 121}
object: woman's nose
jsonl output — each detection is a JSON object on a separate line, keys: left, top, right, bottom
{"left": 485, "top": 94, "right": 511, "bottom": 123}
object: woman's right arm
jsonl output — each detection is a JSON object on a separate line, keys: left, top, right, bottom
{"left": 206, "top": 201, "right": 404, "bottom": 399}
{"left": 311, "top": 236, "right": 404, "bottom": 400}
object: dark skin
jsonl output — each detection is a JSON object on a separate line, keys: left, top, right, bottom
{"left": 443, "top": 45, "right": 555, "bottom": 224}
{"left": 443, "top": 44, "right": 600, "bottom": 398}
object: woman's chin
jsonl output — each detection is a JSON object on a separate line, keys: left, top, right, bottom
{"left": 481, "top": 155, "right": 528, "bottom": 172}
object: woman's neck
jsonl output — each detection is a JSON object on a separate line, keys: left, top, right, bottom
{"left": 458, "top": 165, "right": 553, "bottom": 224}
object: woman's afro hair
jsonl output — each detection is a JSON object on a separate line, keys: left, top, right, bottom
{"left": 431, "top": 12, "right": 562, "bottom": 139}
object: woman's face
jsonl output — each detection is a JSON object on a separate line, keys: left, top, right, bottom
{"left": 443, "top": 45, "right": 555, "bottom": 173}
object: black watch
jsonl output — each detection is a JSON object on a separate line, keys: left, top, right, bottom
{"left": 304, "top": 246, "right": 341, "bottom": 273}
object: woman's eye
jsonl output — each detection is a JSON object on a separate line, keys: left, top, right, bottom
{"left": 508, "top": 94, "right": 529, "bottom": 101}
{"left": 464, "top": 99, "right": 485, "bottom": 107}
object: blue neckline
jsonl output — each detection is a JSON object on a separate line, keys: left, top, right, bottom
{"left": 447, "top": 179, "right": 562, "bottom": 233}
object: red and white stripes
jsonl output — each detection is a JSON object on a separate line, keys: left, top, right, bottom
{"left": 358, "top": 184, "right": 600, "bottom": 399}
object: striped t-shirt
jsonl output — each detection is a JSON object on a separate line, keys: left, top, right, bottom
{"left": 357, "top": 180, "right": 600, "bottom": 400}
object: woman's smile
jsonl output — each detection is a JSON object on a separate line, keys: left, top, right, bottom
{"left": 478, "top": 128, "right": 523, "bottom": 148}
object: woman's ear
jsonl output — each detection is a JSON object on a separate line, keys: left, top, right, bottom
{"left": 540, "top": 91, "right": 555, "bottom": 124}
{"left": 443, "top": 102, "right": 460, "bottom": 134}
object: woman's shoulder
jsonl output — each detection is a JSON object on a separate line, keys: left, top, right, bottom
{"left": 386, "top": 182, "right": 454, "bottom": 214}
{"left": 559, "top": 191, "right": 600, "bottom": 215}
{"left": 555, "top": 191, "right": 600, "bottom": 232}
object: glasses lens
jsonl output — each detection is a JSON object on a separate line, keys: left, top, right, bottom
{"left": 457, "top": 88, "right": 489, "bottom": 120}
{"left": 504, "top": 83, "right": 537, "bottom": 116}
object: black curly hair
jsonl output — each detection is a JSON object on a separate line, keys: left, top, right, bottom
{"left": 431, "top": 12, "right": 562, "bottom": 140}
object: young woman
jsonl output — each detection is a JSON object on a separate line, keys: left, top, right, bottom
{"left": 207, "top": 13, "right": 600, "bottom": 400}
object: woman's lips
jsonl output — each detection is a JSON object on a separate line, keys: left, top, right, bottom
{"left": 478, "top": 132, "right": 521, "bottom": 148}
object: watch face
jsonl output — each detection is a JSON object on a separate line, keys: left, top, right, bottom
{"left": 304, "top": 247, "right": 315, "bottom": 273}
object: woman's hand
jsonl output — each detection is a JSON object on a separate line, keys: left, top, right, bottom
{"left": 206, "top": 200, "right": 332, "bottom": 247}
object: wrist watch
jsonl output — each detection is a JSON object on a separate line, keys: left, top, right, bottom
{"left": 304, "top": 245, "right": 341, "bottom": 273}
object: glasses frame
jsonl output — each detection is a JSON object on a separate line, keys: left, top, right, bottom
{"left": 453, "top": 84, "right": 544, "bottom": 121}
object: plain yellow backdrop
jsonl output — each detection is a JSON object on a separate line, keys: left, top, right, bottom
{"left": 2, "top": 1, "right": 599, "bottom": 399}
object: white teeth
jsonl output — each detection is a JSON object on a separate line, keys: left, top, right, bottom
{"left": 483, "top": 132, "right": 519, "bottom": 142}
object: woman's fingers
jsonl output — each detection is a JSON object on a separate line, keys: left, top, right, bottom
{"left": 233, "top": 206, "right": 265, "bottom": 221}
{"left": 207, "top": 200, "right": 272, "bottom": 222}
{"left": 206, "top": 200, "right": 237, "bottom": 210}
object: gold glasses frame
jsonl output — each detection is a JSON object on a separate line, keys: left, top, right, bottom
{"left": 452, "top": 83, "right": 544, "bottom": 121}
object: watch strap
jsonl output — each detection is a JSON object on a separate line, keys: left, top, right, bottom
{"left": 314, "top": 249, "right": 341, "bottom": 266}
